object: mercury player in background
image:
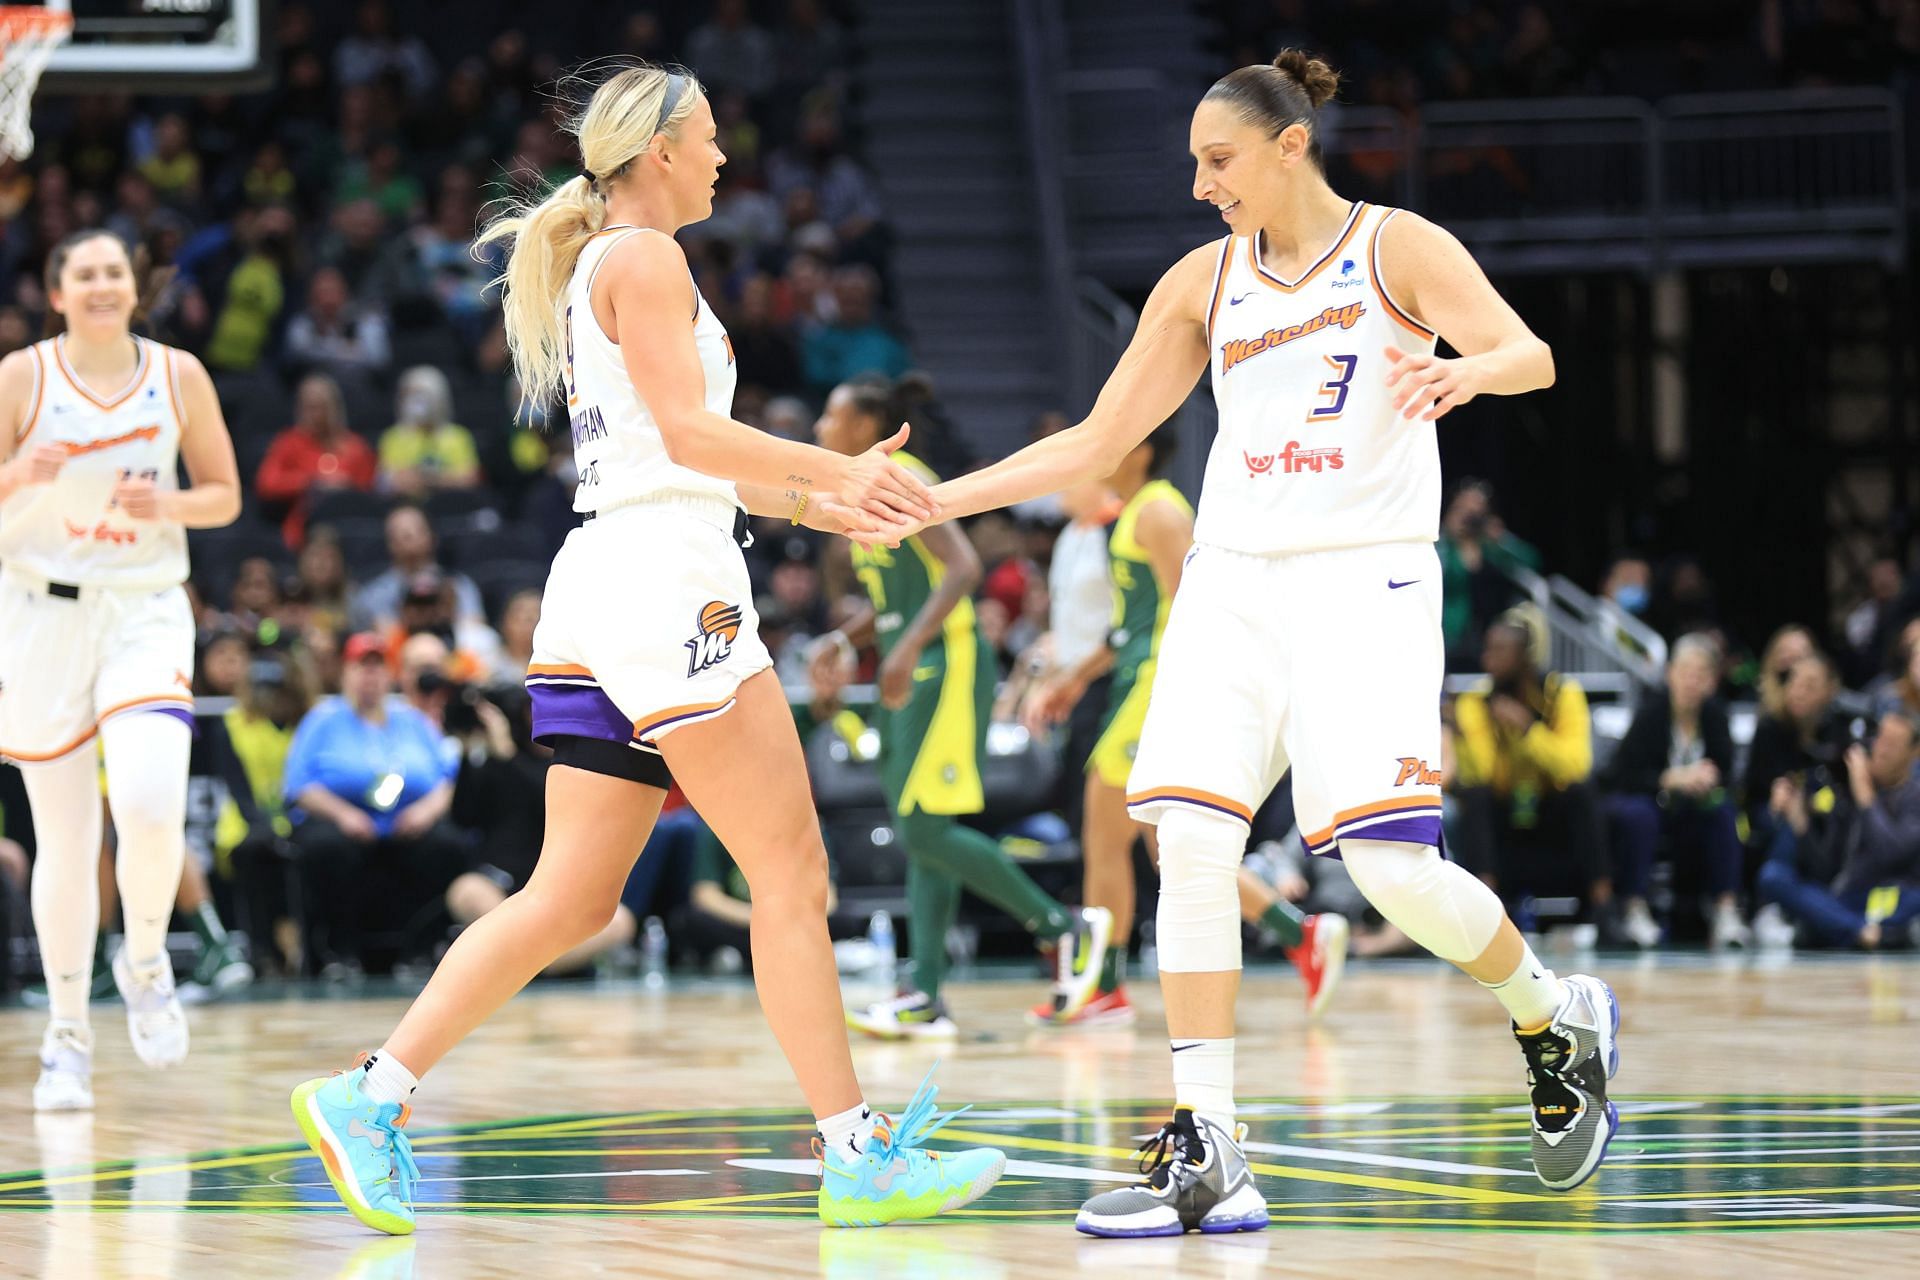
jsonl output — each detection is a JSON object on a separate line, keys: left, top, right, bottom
{"left": 868, "top": 49, "right": 1619, "bottom": 1234}
{"left": 0, "top": 228, "right": 242, "bottom": 1111}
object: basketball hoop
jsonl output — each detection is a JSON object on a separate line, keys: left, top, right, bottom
{"left": 0, "top": 6, "right": 72, "bottom": 161}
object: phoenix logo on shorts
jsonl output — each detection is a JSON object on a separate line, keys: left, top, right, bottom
{"left": 685, "top": 600, "right": 743, "bottom": 677}
{"left": 1393, "top": 757, "right": 1444, "bottom": 787}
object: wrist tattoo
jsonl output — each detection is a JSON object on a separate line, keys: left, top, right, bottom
{"left": 785, "top": 473, "right": 813, "bottom": 488}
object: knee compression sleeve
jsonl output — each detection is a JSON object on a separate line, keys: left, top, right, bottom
{"left": 23, "top": 749, "right": 105, "bottom": 1024}
{"left": 1340, "top": 838, "right": 1503, "bottom": 964}
{"left": 1154, "top": 808, "right": 1246, "bottom": 973}
{"left": 101, "top": 713, "right": 191, "bottom": 965}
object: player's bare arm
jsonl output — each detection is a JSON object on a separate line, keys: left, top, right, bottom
{"left": 122, "top": 350, "right": 240, "bottom": 528}
{"left": 1376, "top": 211, "right": 1555, "bottom": 422}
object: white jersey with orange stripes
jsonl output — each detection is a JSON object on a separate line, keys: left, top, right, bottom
{"left": 563, "top": 224, "right": 740, "bottom": 517}
{"left": 0, "top": 335, "right": 190, "bottom": 588}
{"left": 1193, "top": 201, "right": 1440, "bottom": 556}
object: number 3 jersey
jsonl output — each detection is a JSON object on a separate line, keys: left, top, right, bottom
{"left": 1194, "top": 202, "right": 1441, "bottom": 557}
{"left": 0, "top": 335, "right": 189, "bottom": 588}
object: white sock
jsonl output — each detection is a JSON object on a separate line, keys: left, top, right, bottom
{"left": 1478, "top": 942, "right": 1567, "bottom": 1030}
{"left": 816, "top": 1101, "right": 876, "bottom": 1162}
{"left": 360, "top": 1049, "right": 420, "bottom": 1105}
{"left": 1171, "top": 1037, "right": 1235, "bottom": 1131}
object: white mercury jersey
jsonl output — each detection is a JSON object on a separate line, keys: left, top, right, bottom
{"left": 0, "top": 335, "right": 189, "bottom": 587}
{"left": 564, "top": 225, "right": 740, "bottom": 516}
{"left": 1193, "top": 202, "right": 1441, "bottom": 556}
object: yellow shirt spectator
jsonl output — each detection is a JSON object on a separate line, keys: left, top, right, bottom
{"left": 1454, "top": 671, "right": 1592, "bottom": 797}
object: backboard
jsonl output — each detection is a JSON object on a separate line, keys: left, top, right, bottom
{"left": 37, "top": 0, "right": 273, "bottom": 93}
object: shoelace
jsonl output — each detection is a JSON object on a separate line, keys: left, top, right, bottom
{"left": 866, "top": 1065, "right": 970, "bottom": 1167}
{"left": 375, "top": 1109, "right": 421, "bottom": 1206}
{"left": 1133, "top": 1120, "right": 1203, "bottom": 1190}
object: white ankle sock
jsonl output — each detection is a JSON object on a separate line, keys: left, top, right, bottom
{"left": 817, "top": 1101, "right": 876, "bottom": 1162}
{"left": 1171, "top": 1037, "right": 1235, "bottom": 1131}
{"left": 1479, "top": 943, "right": 1567, "bottom": 1030}
{"left": 360, "top": 1049, "right": 420, "bottom": 1105}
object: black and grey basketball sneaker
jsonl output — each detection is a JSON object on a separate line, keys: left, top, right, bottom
{"left": 1074, "top": 1108, "right": 1268, "bottom": 1237}
{"left": 1517, "top": 972, "right": 1621, "bottom": 1191}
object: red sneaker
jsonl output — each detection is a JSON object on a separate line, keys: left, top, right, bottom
{"left": 1294, "top": 914, "right": 1349, "bottom": 1018}
{"left": 1026, "top": 985, "right": 1136, "bottom": 1027}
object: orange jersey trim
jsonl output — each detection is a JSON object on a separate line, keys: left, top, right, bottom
{"left": 1303, "top": 796, "right": 1445, "bottom": 848}
{"left": 1369, "top": 208, "right": 1437, "bottom": 340}
{"left": 527, "top": 663, "right": 597, "bottom": 679}
{"left": 1204, "top": 235, "right": 1233, "bottom": 346}
{"left": 1248, "top": 203, "right": 1367, "bottom": 294}
{"left": 164, "top": 346, "right": 187, "bottom": 428}
{"left": 1126, "top": 786, "right": 1254, "bottom": 824}
{"left": 53, "top": 334, "right": 151, "bottom": 411}
{"left": 16, "top": 343, "right": 44, "bottom": 446}
{"left": 634, "top": 694, "right": 737, "bottom": 741}
{"left": 1, "top": 691, "right": 193, "bottom": 763}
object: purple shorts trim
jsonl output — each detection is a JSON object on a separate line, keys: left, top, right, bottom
{"left": 529, "top": 680, "right": 635, "bottom": 747}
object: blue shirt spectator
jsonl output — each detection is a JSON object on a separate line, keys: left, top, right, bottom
{"left": 284, "top": 635, "right": 456, "bottom": 838}
{"left": 803, "top": 265, "right": 910, "bottom": 394}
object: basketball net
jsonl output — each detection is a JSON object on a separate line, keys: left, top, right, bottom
{"left": 0, "top": 7, "right": 71, "bottom": 161}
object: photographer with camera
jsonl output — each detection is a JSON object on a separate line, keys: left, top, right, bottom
{"left": 1742, "top": 650, "right": 1852, "bottom": 847}
{"left": 1438, "top": 480, "right": 1541, "bottom": 673}
{"left": 1758, "top": 710, "right": 1920, "bottom": 948}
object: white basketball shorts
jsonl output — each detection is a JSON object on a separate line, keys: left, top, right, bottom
{"left": 527, "top": 495, "right": 773, "bottom": 758}
{"left": 1125, "top": 540, "right": 1444, "bottom": 854}
{"left": 0, "top": 566, "right": 195, "bottom": 767}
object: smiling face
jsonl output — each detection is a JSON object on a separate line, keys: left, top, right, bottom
{"left": 1188, "top": 98, "right": 1311, "bottom": 231}
{"left": 49, "top": 233, "right": 137, "bottom": 339}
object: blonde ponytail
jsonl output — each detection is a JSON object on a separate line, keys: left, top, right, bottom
{"left": 475, "top": 175, "right": 605, "bottom": 410}
{"left": 474, "top": 61, "right": 704, "bottom": 411}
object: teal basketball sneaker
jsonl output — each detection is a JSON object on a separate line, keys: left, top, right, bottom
{"left": 816, "top": 1067, "right": 1006, "bottom": 1226}
{"left": 291, "top": 1058, "right": 421, "bottom": 1235}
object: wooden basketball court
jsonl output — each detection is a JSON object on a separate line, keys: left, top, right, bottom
{"left": 2, "top": 954, "right": 1917, "bottom": 1278}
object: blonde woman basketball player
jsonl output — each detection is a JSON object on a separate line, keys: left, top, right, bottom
{"left": 0, "top": 230, "right": 242, "bottom": 1110}
{"left": 888, "top": 51, "right": 1621, "bottom": 1233}
{"left": 290, "top": 64, "right": 1004, "bottom": 1236}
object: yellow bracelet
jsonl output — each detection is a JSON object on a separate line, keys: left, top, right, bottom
{"left": 790, "top": 491, "right": 809, "bottom": 525}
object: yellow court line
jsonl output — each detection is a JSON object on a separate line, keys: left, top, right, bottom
{"left": 933, "top": 1127, "right": 1552, "bottom": 1205}
{"left": 1604, "top": 1162, "right": 1920, "bottom": 1171}
{"left": 418, "top": 1122, "right": 823, "bottom": 1144}
{"left": 0, "top": 1151, "right": 302, "bottom": 1195}
{"left": 627, "top": 1189, "right": 821, "bottom": 1212}
{"left": 1261, "top": 1213, "right": 1920, "bottom": 1231}
{"left": 1308, "top": 1121, "right": 1523, "bottom": 1140}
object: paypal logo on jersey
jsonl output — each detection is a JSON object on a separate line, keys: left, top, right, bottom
{"left": 1332, "top": 258, "right": 1364, "bottom": 288}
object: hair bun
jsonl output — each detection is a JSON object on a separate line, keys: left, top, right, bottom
{"left": 1271, "top": 48, "right": 1340, "bottom": 110}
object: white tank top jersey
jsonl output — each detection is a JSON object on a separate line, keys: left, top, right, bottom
{"left": 563, "top": 225, "right": 741, "bottom": 516}
{"left": 1048, "top": 517, "right": 1117, "bottom": 668}
{"left": 1194, "top": 202, "right": 1442, "bottom": 556}
{"left": 0, "top": 335, "right": 190, "bottom": 588}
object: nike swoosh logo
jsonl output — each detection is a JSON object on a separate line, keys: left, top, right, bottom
{"left": 1228, "top": 294, "right": 1253, "bottom": 305}
{"left": 1170, "top": 1042, "right": 1203, "bottom": 1053}
{"left": 1388, "top": 579, "right": 1419, "bottom": 590}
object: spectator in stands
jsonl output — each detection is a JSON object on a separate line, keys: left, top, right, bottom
{"left": 1603, "top": 634, "right": 1749, "bottom": 949}
{"left": 726, "top": 272, "right": 803, "bottom": 394}
{"left": 203, "top": 203, "right": 295, "bottom": 373}
{"left": 1437, "top": 479, "right": 1540, "bottom": 671}
{"left": 195, "top": 627, "right": 253, "bottom": 698}
{"left": 767, "top": 106, "right": 886, "bottom": 262}
{"left": 1648, "top": 555, "right": 1723, "bottom": 644}
{"left": 220, "top": 649, "right": 311, "bottom": 975}
{"left": 802, "top": 264, "right": 910, "bottom": 394}
{"left": 226, "top": 557, "right": 285, "bottom": 637}
{"left": 0, "top": 305, "right": 29, "bottom": 356}
{"left": 138, "top": 112, "right": 202, "bottom": 212}
{"left": 394, "top": 573, "right": 498, "bottom": 685}
{"left": 377, "top": 365, "right": 481, "bottom": 496}
{"left": 292, "top": 526, "right": 354, "bottom": 637}
{"left": 1759, "top": 710, "right": 1920, "bottom": 948}
{"left": 283, "top": 265, "right": 391, "bottom": 383}
{"left": 351, "top": 503, "right": 486, "bottom": 631}
{"left": 776, "top": 0, "right": 849, "bottom": 100}
{"left": 333, "top": 0, "right": 437, "bottom": 98}
{"left": 1755, "top": 624, "right": 1818, "bottom": 720}
{"left": 1843, "top": 555, "right": 1907, "bottom": 688}
{"left": 336, "top": 139, "right": 424, "bottom": 228}
{"left": 319, "top": 198, "right": 417, "bottom": 309}
{"left": 412, "top": 166, "right": 495, "bottom": 345}
{"left": 1451, "top": 613, "right": 1613, "bottom": 930}
{"left": 256, "top": 372, "right": 378, "bottom": 547}
{"left": 1743, "top": 650, "right": 1851, "bottom": 836}
{"left": 396, "top": 630, "right": 453, "bottom": 727}
{"left": 686, "top": 0, "right": 777, "bottom": 100}
{"left": 1870, "top": 626, "right": 1920, "bottom": 720}
{"left": 283, "top": 632, "right": 465, "bottom": 974}
{"left": 483, "top": 587, "right": 540, "bottom": 687}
